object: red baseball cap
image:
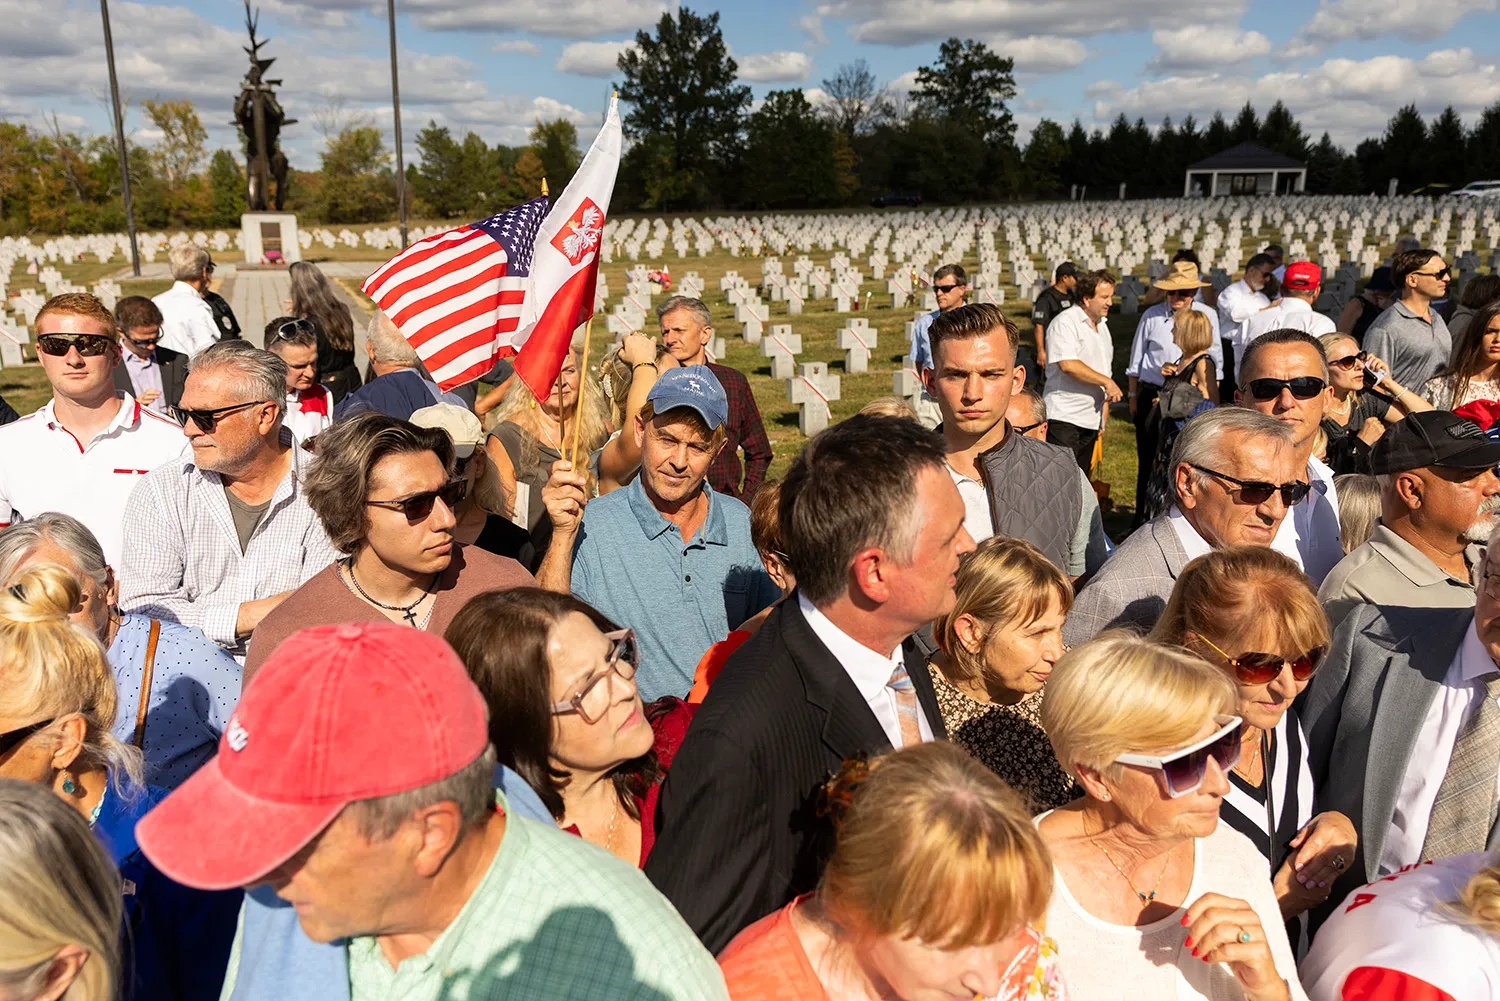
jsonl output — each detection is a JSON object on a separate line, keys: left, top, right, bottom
{"left": 136, "top": 622, "right": 490, "bottom": 891}
{"left": 1283, "top": 261, "right": 1322, "bottom": 290}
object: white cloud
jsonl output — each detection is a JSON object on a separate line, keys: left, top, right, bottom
{"left": 1148, "top": 25, "right": 1270, "bottom": 71}
{"left": 555, "top": 40, "right": 636, "bottom": 77}
{"left": 803, "top": 87, "right": 832, "bottom": 108}
{"left": 492, "top": 39, "right": 541, "bottom": 55}
{"left": 799, "top": 14, "right": 828, "bottom": 45}
{"left": 402, "top": 0, "right": 667, "bottom": 37}
{"left": 1297, "top": 0, "right": 1495, "bottom": 45}
{"left": 816, "top": 0, "right": 1247, "bottom": 44}
{"left": 1000, "top": 35, "right": 1087, "bottom": 73}
{"left": 1089, "top": 48, "right": 1500, "bottom": 147}
{"left": 738, "top": 51, "right": 813, "bottom": 83}
{"left": 887, "top": 70, "right": 920, "bottom": 94}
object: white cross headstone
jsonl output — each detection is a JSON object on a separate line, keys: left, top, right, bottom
{"left": 837, "top": 321, "right": 878, "bottom": 374}
{"left": 762, "top": 326, "right": 802, "bottom": 379}
{"left": 787, "top": 362, "right": 841, "bottom": 435}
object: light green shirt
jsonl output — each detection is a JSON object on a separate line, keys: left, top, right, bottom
{"left": 223, "top": 809, "right": 727, "bottom": 1001}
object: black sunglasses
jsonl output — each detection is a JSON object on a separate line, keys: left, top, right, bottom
{"left": 1327, "top": 352, "right": 1367, "bottom": 371}
{"left": 0, "top": 718, "right": 54, "bottom": 759}
{"left": 1191, "top": 464, "right": 1312, "bottom": 506}
{"left": 366, "top": 479, "right": 468, "bottom": 521}
{"left": 37, "top": 334, "right": 114, "bottom": 357}
{"left": 1012, "top": 420, "right": 1044, "bottom": 435}
{"left": 167, "top": 400, "right": 270, "bottom": 432}
{"left": 1412, "top": 267, "right": 1451, "bottom": 281}
{"left": 932, "top": 283, "right": 964, "bottom": 294}
{"left": 1246, "top": 377, "right": 1326, "bottom": 401}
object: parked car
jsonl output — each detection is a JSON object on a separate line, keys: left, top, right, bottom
{"left": 871, "top": 190, "right": 923, "bottom": 208}
{"left": 1450, "top": 180, "right": 1500, "bottom": 199}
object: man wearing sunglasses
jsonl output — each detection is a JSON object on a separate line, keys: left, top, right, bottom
{"left": 0, "top": 293, "right": 185, "bottom": 568}
{"left": 1235, "top": 328, "right": 1344, "bottom": 585}
{"left": 110, "top": 295, "right": 187, "bottom": 414}
{"left": 119, "top": 340, "right": 340, "bottom": 662}
{"left": 1304, "top": 526, "right": 1500, "bottom": 917}
{"left": 1238, "top": 262, "right": 1337, "bottom": 351}
{"left": 1319, "top": 411, "right": 1500, "bottom": 630}
{"left": 1364, "top": 247, "right": 1454, "bottom": 391}
{"left": 908, "top": 262, "right": 968, "bottom": 382}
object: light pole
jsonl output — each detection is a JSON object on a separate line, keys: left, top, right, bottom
{"left": 99, "top": 0, "right": 140, "bottom": 276}
{"left": 386, "top": 0, "right": 407, "bottom": 249}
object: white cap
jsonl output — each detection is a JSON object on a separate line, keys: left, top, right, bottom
{"left": 409, "top": 403, "right": 484, "bottom": 459}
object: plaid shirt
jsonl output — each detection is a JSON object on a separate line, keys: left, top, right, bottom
{"left": 705, "top": 362, "right": 772, "bottom": 502}
{"left": 118, "top": 428, "right": 341, "bottom": 661}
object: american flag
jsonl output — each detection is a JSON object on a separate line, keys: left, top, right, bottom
{"left": 360, "top": 196, "right": 550, "bottom": 390}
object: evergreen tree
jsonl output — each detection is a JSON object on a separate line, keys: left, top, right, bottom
{"left": 529, "top": 119, "right": 580, "bottom": 194}
{"left": 1258, "top": 101, "right": 1308, "bottom": 160}
{"left": 317, "top": 125, "right": 393, "bottom": 223}
{"left": 207, "top": 149, "right": 244, "bottom": 227}
{"left": 740, "top": 90, "right": 839, "bottom": 208}
{"left": 1425, "top": 106, "right": 1467, "bottom": 190}
{"left": 1205, "top": 112, "right": 1231, "bottom": 153}
{"left": 1378, "top": 105, "right": 1428, "bottom": 194}
{"left": 1023, "top": 119, "right": 1068, "bottom": 197}
{"left": 1468, "top": 101, "right": 1500, "bottom": 184}
{"left": 912, "top": 38, "right": 1017, "bottom": 147}
{"left": 1230, "top": 103, "right": 1260, "bottom": 144}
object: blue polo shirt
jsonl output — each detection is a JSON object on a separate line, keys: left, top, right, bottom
{"left": 571, "top": 477, "right": 777, "bottom": 700}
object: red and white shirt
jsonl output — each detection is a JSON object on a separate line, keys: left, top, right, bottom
{"left": 283, "top": 384, "right": 332, "bottom": 443}
{"left": 1301, "top": 853, "right": 1500, "bottom": 1001}
{"left": 0, "top": 392, "right": 186, "bottom": 567}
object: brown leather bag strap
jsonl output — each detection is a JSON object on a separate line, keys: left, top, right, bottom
{"left": 132, "top": 619, "right": 161, "bottom": 750}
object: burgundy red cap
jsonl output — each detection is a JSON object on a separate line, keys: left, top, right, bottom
{"left": 136, "top": 622, "right": 489, "bottom": 891}
{"left": 1283, "top": 261, "right": 1322, "bottom": 290}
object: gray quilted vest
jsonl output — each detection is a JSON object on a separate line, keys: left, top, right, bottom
{"left": 977, "top": 431, "right": 1083, "bottom": 572}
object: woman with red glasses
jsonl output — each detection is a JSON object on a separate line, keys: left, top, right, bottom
{"left": 1038, "top": 632, "right": 1309, "bottom": 1001}
{"left": 1153, "top": 546, "right": 1354, "bottom": 947}
{"left": 445, "top": 587, "right": 694, "bottom": 869}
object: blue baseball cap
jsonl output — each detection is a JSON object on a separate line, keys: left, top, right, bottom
{"left": 646, "top": 365, "right": 728, "bottom": 431}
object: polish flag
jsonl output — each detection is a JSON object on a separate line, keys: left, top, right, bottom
{"left": 502, "top": 94, "right": 621, "bottom": 401}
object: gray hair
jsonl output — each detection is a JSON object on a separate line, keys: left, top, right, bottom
{"left": 346, "top": 744, "right": 497, "bottom": 840}
{"left": 168, "top": 244, "right": 211, "bottom": 283}
{"left": 190, "top": 341, "right": 287, "bottom": 423}
{"left": 1169, "top": 407, "right": 1294, "bottom": 494}
{"left": 366, "top": 310, "right": 420, "bottom": 367}
{"left": 654, "top": 296, "right": 713, "bottom": 329}
{"left": 0, "top": 514, "right": 111, "bottom": 588}
{"left": 0, "top": 780, "right": 121, "bottom": 1001}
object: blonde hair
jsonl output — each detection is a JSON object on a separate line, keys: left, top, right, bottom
{"left": 1172, "top": 309, "right": 1214, "bottom": 357}
{"left": 1151, "top": 547, "right": 1330, "bottom": 663}
{"left": 0, "top": 566, "right": 142, "bottom": 792}
{"left": 820, "top": 742, "right": 1052, "bottom": 949}
{"left": 1042, "top": 632, "right": 1236, "bottom": 780}
{"left": 857, "top": 396, "right": 919, "bottom": 421}
{"left": 1448, "top": 864, "right": 1500, "bottom": 936}
{"left": 1334, "top": 474, "right": 1381, "bottom": 554}
{"left": 489, "top": 350, "right": 610, "bottom": 479}
{"left": 935, "top": 537, "right": 1073, "bottom": 686}
{"left": 0, "top": 779, "right": 120, "bottom": 1001}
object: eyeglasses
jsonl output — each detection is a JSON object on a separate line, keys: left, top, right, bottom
{"left": 1012, "top": 421, "right": 1044, "bottom": 435}
{"left": 365, "top": 479, "right": 468, "bottom": 521}
{"left": 1189, "top": 464, "right": 1312, "bottom": 507}
{"left": 167, "top": 400, "right": 270, "bottom": 432}
{"left": 37, "top": 334, "right": 114, "bottom": 357}
{"left": 1166, "top": 289, "right": 1197, "bottom": 298}
{"left": 269, "top": 318, "right": 314, "bottom": 344}
{"left": 1483, "top": 564, "right": 1500, "bottom": 601}
{"left": 1412, "top": 267, "right": 1452, "bottom": 281}
{"left": 1327, "top": 352, "right": 1368, "bottom": 371}
{"left": 0, "top": 718, "right": 55, "bottom": 759}
{"left": 550, "top": 629, "right": 639, "bottom": 724}
{"left": 1246, "top": 377, "right": 1327, "bottom": 401}
{"left": 1117, "top": 715, "right": 1243, "bottom": 798}
{"left": 124, "top": 332, "right": 160, "bottom": 349}
{"left": 1194, "top": 634, "right": 1324, "bottom": 685}
{"left": 932, "top": 283, "right": 965, "bottom": 294}
{"left": 205, "top": 261, "right": 216, "bottom": 276}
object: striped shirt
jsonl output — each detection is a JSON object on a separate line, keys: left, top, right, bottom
{"left": 118, "top": 427, "right": 341, "bottom": 661}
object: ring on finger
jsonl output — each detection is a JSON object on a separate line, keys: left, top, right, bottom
{"left": 1237, "top": 929, "right": 1252, "bottom": 944}
{"left": 1332, "top": 855, "right": 1346, "bottom": 871}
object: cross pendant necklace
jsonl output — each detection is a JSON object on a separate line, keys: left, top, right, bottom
{"left": 341, "top": 558, "right": 438, "bottom": 626}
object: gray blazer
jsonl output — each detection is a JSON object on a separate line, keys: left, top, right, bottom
{"left": 1301, "top": 603, "right": 1489, "bottom": 909}
{"left": 1063, "top": 514, "right": 1190, "bottom": 647}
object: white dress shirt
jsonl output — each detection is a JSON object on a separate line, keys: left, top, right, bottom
{"left": 798, "top": 593, "right": 935, "bottom": 749}
{"left": 1240, "top": 297, "right": 1336, "bottom": 350}
{"left": 1167, "top": 505, "right": 1214, "bottom": 560}
{"left": 948, "top": 465, "right": 995, "bottom": 544}
{"left": 1270, "top": 456, "right": 1342, "bottom": 586}
{"left": 1125, "top": 301, "right": 1223, "bottom": 387}
{"left": 1379, "top": 619, "right": 1500, "bottom": 874}
{"left": 152, "top": 281, "right": 219, "bottom": 358}
{"left": 1217, "top": 279, "right": 1272, "bottom": 355}
{"left": 1043, "top": 305, "right": 1114, "bottom": 430}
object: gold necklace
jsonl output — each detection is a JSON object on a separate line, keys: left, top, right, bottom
{"left": 1090, "top": 834, "right": 1174, "bottom": 905}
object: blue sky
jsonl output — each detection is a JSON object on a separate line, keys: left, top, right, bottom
{"left": 4, "top": 0, "right": 1497, "bottom": 171}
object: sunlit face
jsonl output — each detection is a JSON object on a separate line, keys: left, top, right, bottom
{"left": 634, "top": 411, "right": 720, "bottom": 508}
{"left": 121, "top": 323, "right": 161, "bottom": 360}
{"left": 1082, "top": 283, "right": 1114, "bottom": 323}
{"left": 972, "top": 595, "right": 1067, "bottom": 699}
{"left": 37, "top": 312, "right": 119, "bottom": 404}
{"left": 1323, "top": 337, "right": 1365, "bottom": 393}
{"left": 923, "top": 328, "right": 1021, "bottom": 437}
{"left": 178, "top": 367, "right": 280, "bottom": 474}
{"left": 882, "top": 466, "right": 975, "bottom": 628}
{"left": 933, "top": 276, "right": 968, "bottom": 313}
{"left": 658, "top": 308, "right": 711, "bottom": 366}
{"left": 1408, "top": 255, "right": 1451, "bottom": 298}
{"left": 1480, "top": 315, "right": 1500, "bottom": 369}
{"left": 548, "top": 612, "right": 653, "bottom": 775}
{"left": 1193, "top": 621, "right": 1311, "bottom": 734}
{"left": 1099, "top": 717, "right": 1229, "bottom": 840}
{"left": 859, "top": 923, "right": 1041, "bottom": 1001}
{"left": 1407, "top": 465, "right": 1500, "bottom": 545}
{"left": 1175, "top": 432, "right": 1301, "bottom": 547}
{"left": 1002, "top": 396, "right": 1047, "bottom": 440}
{"left": 361, "top": 451, "right": 457, "bottom": 576}
{"left": 1475, "top": 548, "right": 1500, "bottom": 650}
{"left": 276, "top": 344, "right": 319, "bottom": 393}
{"left": 1235, "top": 343, "right": 1328, "bottom": 450}
{"left": 545, "top": 354, "right": 581, "bottom": 414}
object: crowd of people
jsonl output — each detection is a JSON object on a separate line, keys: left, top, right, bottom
{"left": 0, "top": 237, "right": 1499, "bottom": 1001}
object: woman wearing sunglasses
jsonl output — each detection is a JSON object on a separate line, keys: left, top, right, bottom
{"left": 1422, "top": 301, "right": 1500, "bottom": 411}
{"left": 1316, "top": 332, "right": 1430, "bottom": 475}
{"left": 1038, "top": 633, "right": 1308, "bottom": 1001}
{"left": 1152, "top": 547, "right": 1353, "bottom": 949}
{"left": 445, "top": 588, "right": 692, "bottom": 868}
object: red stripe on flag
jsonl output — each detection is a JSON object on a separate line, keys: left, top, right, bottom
{"left": 373, "top": 241, "right": 503, "bottom": 310}
{"left": 362, "top": 227, "right": 481, "bottom": 294}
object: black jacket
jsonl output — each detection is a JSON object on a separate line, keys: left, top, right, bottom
{"left": 113, "top": 345, "right": 189, "bottom": 411}
{"left": 644, "top": 594, "right": 946, "bottom": 952}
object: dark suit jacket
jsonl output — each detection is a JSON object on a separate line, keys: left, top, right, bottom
{"left": 1301, "top": 603, "right": 1480, "bottom": 912}
{"left": 113, "top": 346, "right": 188, "bottom": 410}
{"left": 643, "top": 594, "right": 946, "bottom": 952}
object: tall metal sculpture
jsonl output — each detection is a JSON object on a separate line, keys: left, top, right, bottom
{"left": 233, "top": 1, "right": 296, "bottom": 212}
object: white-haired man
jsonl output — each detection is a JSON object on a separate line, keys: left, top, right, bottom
{"left": 153, "top": 244, "right": 220, "bottom": 357}
{"left": 333, "top": 310, "right": 467, "bottom": 421}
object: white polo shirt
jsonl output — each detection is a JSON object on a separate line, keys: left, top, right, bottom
{"left": 0, "top": 393, "right": 187, "bottom": 567}
{"left": 1043, "top": 305, "right": 1114, "bottom": 430}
